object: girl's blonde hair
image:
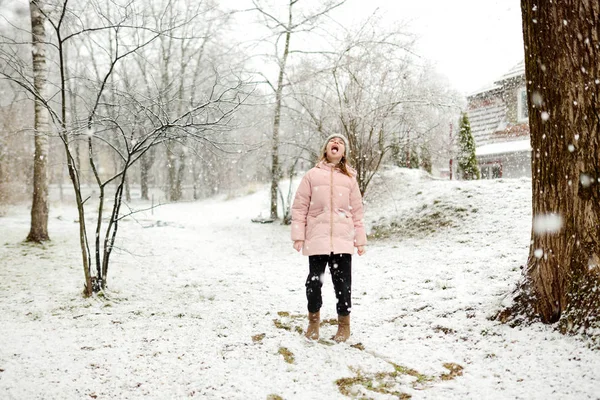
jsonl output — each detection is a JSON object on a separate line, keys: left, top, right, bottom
{"left": 319, "top": 152, "right": 353, "bottom": 177}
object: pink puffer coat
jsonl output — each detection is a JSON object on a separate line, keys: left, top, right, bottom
{"left": 291, "top": 160, "right": 367, "bottom": 256}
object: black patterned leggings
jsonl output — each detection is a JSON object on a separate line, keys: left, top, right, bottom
{"left": 306, "top": 253, "right": 352, "bottom": 316}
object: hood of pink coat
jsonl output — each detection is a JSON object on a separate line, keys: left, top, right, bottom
{"left": 315, "top": 160, "right": 357, "bottom": 176}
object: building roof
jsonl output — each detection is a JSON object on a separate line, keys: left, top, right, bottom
{"left": 467, "top": 82, "right": 500, "bottom": 98}
{"left": 467, "top": 60, "right": 524, "bottom": 97}
{"left": 498, "top": 60, "right": 525, "bottom": 82}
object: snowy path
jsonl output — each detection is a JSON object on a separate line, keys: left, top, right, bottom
{"left": 1, "top": 173, "right": 599, "bottom": 399}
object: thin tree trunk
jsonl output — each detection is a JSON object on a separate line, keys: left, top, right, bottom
{"left": 192, "top": 153, "right": 199, "bottom": 200}
{"left": 167, "top": 144, "right": 182, "bottom": 201}
{"left": 176, "top": 147, "right": 186, "bottom": 199}
{"left": 505, "top": 1, "right": 600, "bottom": 335}
{"left": 125, "top": 177, "right": 131, "bottom": 202}
{"left": 269, "top": 1, "right": 293, "bottom": 220}
{"left": 27, "top": 0, "right": 50, "bottom": 243}
{"left": 140, "top": 153, "right": 150, "bottom": 200}
{"left": 53, "top": 7, "right": 93, "bottom": 295}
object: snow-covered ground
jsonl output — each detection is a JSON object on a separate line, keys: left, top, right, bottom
{"left": 1, "top": 167, "right": 599, "bottom": 399}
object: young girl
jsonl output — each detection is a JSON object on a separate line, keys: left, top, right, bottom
{"left": 291, "top": 134, "right": 367, "bottom": 342}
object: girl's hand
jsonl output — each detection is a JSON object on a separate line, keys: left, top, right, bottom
{"left": 293, "top": 240, "right": 304, "bottom": 252}
{"left": 357, "top": 245, "right": 366, "bottom": 256}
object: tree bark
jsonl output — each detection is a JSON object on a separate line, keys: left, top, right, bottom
{"left": 26, "top": 0, "right": 50, "bottom": 243}
{"left": 510, "top": 1, "right": 600, "bottom": 335}
{"left": 167, "top": 144, "right": 182, "bottom": 201}
{"left": 269, "top": 2, "right": 293, "bottom": 220}
{"left": 140, "top": 152, "right": 150, "bottom": 200}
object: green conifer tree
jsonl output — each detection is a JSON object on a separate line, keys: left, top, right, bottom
{"left": 457, "top": 112, "right": 480, "bottom": 180}
{"left": 391, "top": 139, "right": 409, "bottom": 167}
{"left": 409, "top": 144, "right": 420, "bottom": 169}
{"left": 419, "top": 142, "right": 432, "bottom": 174}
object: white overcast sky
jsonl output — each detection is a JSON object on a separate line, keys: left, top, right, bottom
{"left": 341, "top": 0, "right": 524, "bottom": 94}
{"left": 226, "top": 0, "right": 524, "bottom": 95}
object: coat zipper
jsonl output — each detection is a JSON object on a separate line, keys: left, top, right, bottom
{"left": 330, "top": 165, "right": 334, "bottom": 252}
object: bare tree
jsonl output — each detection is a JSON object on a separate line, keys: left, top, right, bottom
{"left": 291, "top": 14, "right": 460, "bottom": 195}
{"left": 252, "top": 0, "right": 346, "bottom": 220}
{"left": 127, "top": 0, "right": 235, "bottom": 202}
{"left": 21, "top": 1, "right": 51, "bottom": 242}
{"left": 499, "top": 1, "right": 600, "bottom": 344}
{"left": 1, "top": 0, "right": 247, "bottom": 296}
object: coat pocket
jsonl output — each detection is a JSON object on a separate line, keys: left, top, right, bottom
{"left": 305, "top": 215, "right": 317, "bottom": 240}
{"left": 335, "top": 208, "right": 352, "bottom": 219}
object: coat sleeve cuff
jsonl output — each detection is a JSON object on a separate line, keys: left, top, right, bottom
{"left": 291, "top": 223, "right": 306, "bottom": 241}
{"left": 354, "top": 228, "right": 367, "bottom": 246}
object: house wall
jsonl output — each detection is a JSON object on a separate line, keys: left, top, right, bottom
{"left": 500, "top": 77, "right": 525, "bottom": 123}
{"left": 467, "top": 66, "right": 532, "bottom": 180}
{"left": 502, "top": 151, "right": 531, "bottom": 178}
{"left": 478, "top": 151, "right": 531, "bottom": 179}
{"left": 466, "top": 92, "right": 506, "bottom": 147}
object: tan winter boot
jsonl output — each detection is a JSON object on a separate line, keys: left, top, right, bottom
{"left": 333, "top": 314, "right": 350, "bottom": 343}
{"left": 305, "top": 311, "right": 320, "bottom": 340}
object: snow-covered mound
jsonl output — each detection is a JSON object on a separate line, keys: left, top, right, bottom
{"left": 365, "top": 166, "right": 532, "bottom": 241}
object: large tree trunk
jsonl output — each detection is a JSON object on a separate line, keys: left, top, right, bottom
{"left": 508, "top": 1, "right": 600, "bottom": 336}
{"left": 26, "top": 0, "right": 50, "bottom": 243}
